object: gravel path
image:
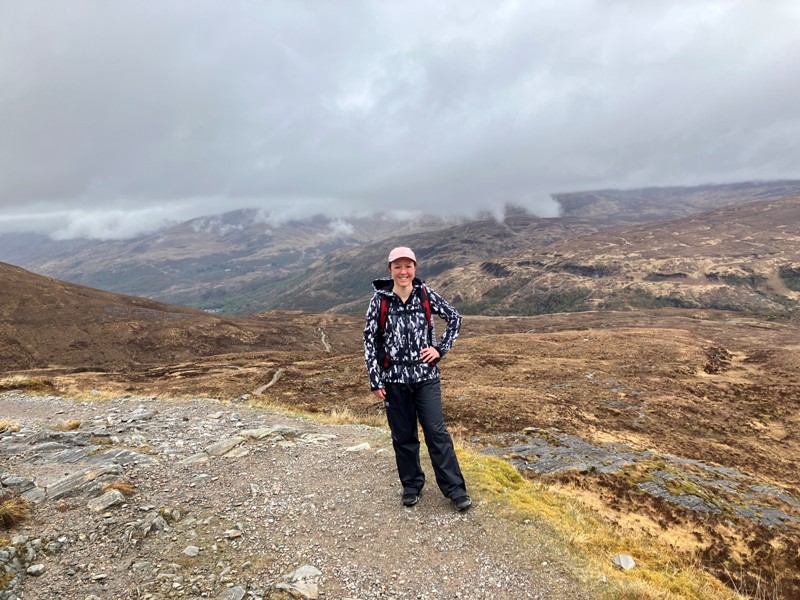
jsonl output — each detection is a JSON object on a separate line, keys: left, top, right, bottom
{"left": 1, "top": 392, "right": 589, "bottom": 599}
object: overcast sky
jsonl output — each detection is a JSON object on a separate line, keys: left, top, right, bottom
{"left": 2, "top": 1, "right": 799, "bottom": 240}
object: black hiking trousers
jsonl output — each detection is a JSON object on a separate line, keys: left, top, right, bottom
{"left": 384, "top": 378, "right": 467, "bottom": 500}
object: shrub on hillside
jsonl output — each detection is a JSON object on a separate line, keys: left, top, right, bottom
{"left": 0, "top": 492, "right": 31, "bottom": 529}
{"left": 779, "top": 265, "right": 800, "bottom": 291}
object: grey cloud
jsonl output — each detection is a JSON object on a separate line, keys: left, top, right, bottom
{"left": 1, "top": 0, "right": 799, "bottom": 239}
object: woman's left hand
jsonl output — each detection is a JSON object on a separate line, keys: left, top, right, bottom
{"left": 420, "top": 347, "right": 440, "bottom": 364}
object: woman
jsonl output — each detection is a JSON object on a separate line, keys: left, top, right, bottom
{"left": 363, "top": 246, "right": 471, "bottom": 511}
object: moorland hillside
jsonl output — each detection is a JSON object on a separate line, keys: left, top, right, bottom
{"left": 0, "top": 262, "right": 353, "bottom": 373}
{"left": 263, "top": 195, "right": 800, "bottom": 316}
{"left": 4, "top": 180, "right": 800, "bottom": 315}
{"left": 2, "top": 260, "right": 799, "bottom": 596}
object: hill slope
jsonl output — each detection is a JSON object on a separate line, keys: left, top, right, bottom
{"left": 0, "top": 210, "right": 462, "bottom": 314}
{"left": 263, "top": 211, "right": 602, "bottom": 312}
{"left": 266, "top": 195, "right": 800, "bottom": 316}
{"left": 435, "top": 196, "right": 800, "bottom": 315}
{"left": 4, "top": 180, "right": 800, "bottom": 315}
{"left": 554, "top": 179, "right": 800, "bottom": 225}
{"left": 232, "top": 182, "right": 800, "bottom": 315}
{"left": 0, "top": 262, "right": 353, "bottom": 372}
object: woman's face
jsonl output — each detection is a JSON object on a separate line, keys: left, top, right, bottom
{"left": 390, "top": 258, "right": 416, "bottom": 289}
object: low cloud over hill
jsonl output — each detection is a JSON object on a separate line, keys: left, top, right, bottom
{"left": 4, "top": 181, "right": 800, "bottom": 316}
{"left": 437, "top": 195, "right": 800, "bottom": 315}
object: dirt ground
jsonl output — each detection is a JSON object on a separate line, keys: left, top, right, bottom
{"left": 2, "top": 392, "right": 591, "bottom": 600}
{"left": 5, "top": 308, "right": 800, "bottom": 597}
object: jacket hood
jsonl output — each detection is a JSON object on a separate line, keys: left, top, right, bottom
{"left": 372, "top": 276, "right": 423, "bottom": 294}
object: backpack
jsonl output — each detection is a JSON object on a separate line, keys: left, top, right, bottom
{"left": 377, "top": 285, "right": 433, "bottom": 368}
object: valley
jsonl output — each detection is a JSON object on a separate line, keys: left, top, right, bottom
{"left": 2, "top": 181, "right": 800, "bottom": 597}
{"left": 3, "top": 271, "right": 798, "bottom": 596}
{"left": 4, "top": 181, "right": 800, "bottom": 316}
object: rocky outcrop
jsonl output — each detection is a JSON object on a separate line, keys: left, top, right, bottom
{"left": 0, "top": 393, "right": 342, "bottom": 600}
{"left": 483, "top": 427, "right": 800, "bottom": 527}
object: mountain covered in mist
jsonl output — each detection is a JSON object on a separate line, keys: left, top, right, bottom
{"left": 0, "top": 210, "right": 464, "bottom": 314}
{"left": 251, "top": 194, "right": 800, "bottom": 316}
{"left": 434, "top": 195, "right": 800, "bottom": 315}
{"left": 2, "top": 180, "right": 800, "bottom": 316}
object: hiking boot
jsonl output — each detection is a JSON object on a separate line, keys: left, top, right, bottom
{"left": 453, "top": 495, "right": 472, "bottom": 511}
{"left": 402, "top": 493, "right": 419, "bottom": 507}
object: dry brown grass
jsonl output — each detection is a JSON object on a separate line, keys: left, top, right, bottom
{"left": 0, "top": 420, "right": 21, "bottom": 433}
{"left": 315, "top": 405, "right": 386, "bottom": 428}
{"left": 0, "top": 375, "right": 55, "bottom": 393}
{"left": 102, "top": 480, "right": 135, "bottom": 497}
{"left": 249, "top": 398, "right": 387, "bottom": 428}
{"left": 0, "top": 494, "right": 31, "bottom": 529}
{"left": 53, "top": 419, "right": 83, "bottom": 431}
{"left": 62, "top": 388, "right": 128, "bottom": 402}
{"left": 724, "top": 567, "right": 783, "bottom": 600}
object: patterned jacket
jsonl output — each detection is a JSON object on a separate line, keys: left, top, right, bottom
{"left": 363, "top": 277, "right": 462, "bottom": 391}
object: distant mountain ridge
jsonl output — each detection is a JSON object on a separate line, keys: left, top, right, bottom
{"left": 259, "top": 194, "right": 800, "bottom": 316}
{"left": 554, "top": 179, "right": 800, "bottom": 224}
{"left": 0, "top": 210, "right": 464, "bottom": 314}
{"left": 435, "top": 195, "right": 800, "bottom": 315}
{"left": 3, "top": 180, "right": 800, "bottom": 315}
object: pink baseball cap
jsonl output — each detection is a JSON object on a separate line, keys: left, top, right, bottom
{"left": 387, "top": 246, "right": 417, "bottom": 264}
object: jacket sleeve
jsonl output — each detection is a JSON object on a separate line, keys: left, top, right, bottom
{"left": 426, "top": 286, "right": 461, "bottom": 357}
{"left": 363, "top": 293, "right": 383, "bottom": 391}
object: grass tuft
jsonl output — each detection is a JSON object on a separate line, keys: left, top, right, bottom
{"left": 249, "top": 398, "right": 386, "bottom": 428}
{"left": 0, "top": 494, "right": 31, "bottom": 529}
{"left": 317, "top": 405, "right": 386, "bottom": 428}
{"left": 724, "top": 567, "right": 782, "bottom": 600}
{"left": 53, "top": 419, "right": 83, "bottom": 431}
{"left": 0, "top": 571, "right": 14, "bottom": 590}
{"left": 64, "top": 389, "right": 123, "bottom": 402}
{"left": 103, "top": 479, "right": 135, "bottom": 496}
{"left": 0, "top": 420, "right": 21, "bottom": 433}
